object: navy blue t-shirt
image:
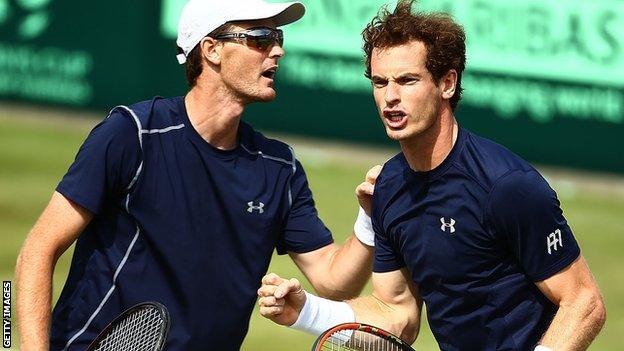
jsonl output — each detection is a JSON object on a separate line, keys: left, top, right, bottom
{"left": 51, "top": 96, "right": 333, "bottom": 350}
{"left": 372, "top": 128, "right": 580, "bottom": 350}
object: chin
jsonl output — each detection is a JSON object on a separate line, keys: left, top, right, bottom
{"left": 385, "top": 131, "right": 401, "bottom": 141}
{"left": 243, "top": 91, "right": 276, "bottom": 104}
{"left": 256, "top": 87, "right": 277, "bottom": 102}
{"left": 255, "top": 94, "right": 276, "bottom": 103}
{"left": 263, "top": 90, "right": 277, "bottom": 101}
{"left": 385, "top": 127, "right": 408, "bottom": 141}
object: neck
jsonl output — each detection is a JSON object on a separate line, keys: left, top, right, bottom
{"left": 400, "top": 105, "right": 459, "bottom": 172}
{"left": 184, "top": 81, "right": 245, "bottom": 150}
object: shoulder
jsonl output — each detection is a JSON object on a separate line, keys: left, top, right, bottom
{"left": 485, "top": 168, "right": 561, "bottom": 229}
{"left": 490, "top": 168, "right": 552, "bottom": 203}
{"left": 86, "top": 107, "right": 141, "bottom": 147}
{"left": 377, "top": 152, "right": 408, "bottom": 187}
{"left": 96, "top": 96, "right": 185, "bottom": 152}
{"left": 455, "top": 129, "right": 537, "bottom": 190}
{"left": 118, "top": 96, "right": 184, "bottom": 131}
{"left": 239, "top": 122, "right": 296, "bottom": 166}
{"left": 372, "top": 152, "right": 408, "bottom": 210}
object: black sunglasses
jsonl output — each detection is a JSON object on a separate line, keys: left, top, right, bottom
{"left": 215, "top": 27, "right": 284, "bottom": 51}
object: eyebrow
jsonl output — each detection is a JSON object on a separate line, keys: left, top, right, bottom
{"left": 396, "top": 72, "right": 422, "bottom": 79}
{"left": 371, "top": 72, "right": 422, "bottom": 81}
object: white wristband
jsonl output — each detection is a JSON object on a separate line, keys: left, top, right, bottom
{"left": 534, "top": 346, "right": 552, "bottom": 351}
{"left": 354, "top": 206, "right": 375, "bottom": 246}
{"left": 290, "top": 291, "right": 355, "bottom": 336}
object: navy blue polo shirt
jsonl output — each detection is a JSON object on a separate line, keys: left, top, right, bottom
{"left": 372, "top": 127, "right": 580, "bottom": 350}
{"left": 51, "top": 96, "right": 333, "bottom": 350}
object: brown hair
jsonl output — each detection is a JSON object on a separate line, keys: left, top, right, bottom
{"left": 362, "top": 0, "right": 466, "bottom": 110}
{"left": 177, "top": 23, "right": 234, "bottom": 87}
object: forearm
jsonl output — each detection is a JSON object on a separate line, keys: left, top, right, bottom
{"left": 15, "top": 192, "right": 90, "bottom": 350}
{"left": 15, "top": 248, "right": 55, "bottom": 350}
{"left": 349, "top": 295, "right": 420, "bottom": 343}
{"left": 539, "top": 291, "right": 606, "bottom": 350}
{"left": 259, "top": 269, "right": 420, "bottom": 344}
{"left": 287, "top": 291, "right": 418, "bottom": 343}
{"left": 315, "top": 235, "right": 373, "bottom": 299}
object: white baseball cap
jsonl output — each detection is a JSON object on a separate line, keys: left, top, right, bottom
{"left": 176, "top": 0, "right": 305, "bottom": 64}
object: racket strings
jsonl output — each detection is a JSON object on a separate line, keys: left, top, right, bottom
{"left": 93, "top": 306, "right": 166, "bottom": 351}
{"left": 322, "top": 330, "right": 403, "bottom": 351}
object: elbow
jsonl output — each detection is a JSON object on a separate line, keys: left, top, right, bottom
{"left": 15, "top": 242, "right": 32, "bottom": 276}
{"left": 590, "top": 293, "right": 607, "bottom": 331}
{"left": 384, "top": 309, "right": 419, "bottom": 345}
{"left": 400, "top": 330, "right": 417, "bottom": 345}
{"left": 14, "top": 252, "right": 24, "bottom": 280}
{"left": 399, "top": 316, "right": 420, "bottom": 345}
{"left": 15, "top": 241, "right": 56, "bottom": 282}
{"left": 14, "top": 248, "right": 29, "bottom": 279}
{"left": 569, "top": 288, "right": 607, "bottom": 334}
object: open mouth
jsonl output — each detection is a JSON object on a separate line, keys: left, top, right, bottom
{"left": 383, "top": 110, "right": 407, "bottom": 128}
{"left": 261, "top": 67, "right": 277, "bottom": 79}
{"left": 385, "top": 111, "right": 405, "bottom": 121}
{"left": 384, "top": 111, "right": 406, "bottom": 121}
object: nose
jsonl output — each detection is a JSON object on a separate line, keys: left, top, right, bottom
{"left": 269, "top": 43, "right": 285, "bottom": 59}
{"left": 384, "top": 81, "right": 400, "bottom": 105}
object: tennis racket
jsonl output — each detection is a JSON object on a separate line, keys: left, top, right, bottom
{"left": 312, "top": 322, "right": 415, "bottom": 351}
{"left": 86, "top": 301, "right": 170, "bottom": 351}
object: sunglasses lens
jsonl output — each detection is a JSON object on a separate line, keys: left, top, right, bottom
{"left": 247, "top": 28, "right": 283, "bottom": 50}
{"left": 255, "top": 39, "right": 272, "bottom": 50}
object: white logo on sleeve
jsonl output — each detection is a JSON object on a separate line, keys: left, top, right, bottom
{"left": 440, "top": 217, "right": 456, "bottom": 234}
{"left": 247, "top": 201, "right": 265, "bottom": 214}
{"left": 547, "top": 229, "right": 563, "bottom": 254}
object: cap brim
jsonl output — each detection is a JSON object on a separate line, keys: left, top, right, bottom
{"left": 232, "top": 2, "right": 305, "bottom": 27}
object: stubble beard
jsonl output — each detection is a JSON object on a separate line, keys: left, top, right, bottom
{"left": 239, "top": 80, "right": 276, "bottom": 104}
{"left": 391, "top": 112, "right": 439, "bottom": 147}
{"left": 226, "top": 80, "right": 274, "bottom": 105}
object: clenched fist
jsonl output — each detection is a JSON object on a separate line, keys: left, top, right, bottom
{"left": 257, "top": 273, "right": 307, "bottom": 326}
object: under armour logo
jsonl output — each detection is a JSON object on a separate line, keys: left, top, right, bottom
{"left": 247, "top": 201, "right": 265, "bottom": 214}
{"left": 547, "top": 229, "right": 563, "bottom": 254}
{"left": 440, "top": 217, "right": 456, "bottom": 233}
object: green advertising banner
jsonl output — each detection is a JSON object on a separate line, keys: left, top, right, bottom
{"left": 1, "top": 0, "right": 623, "bottom": 173}
{"left": 0, "top": 0, "right": 185, "bottom": 107}
{"left": 0, "top": 0, "right": 94, "bottom": 105}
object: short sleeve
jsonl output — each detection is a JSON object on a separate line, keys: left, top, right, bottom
{"left": 487, "top": 170, "right": 580, "bottom": 282}
{"left": 277, "top": 160, "right": 333, "bottom": 254}
{"left": 56, "top": 112, "right": 142, "bottom": 214}
{"left": 372, "top": 196, "right": 406, "bottom": 273}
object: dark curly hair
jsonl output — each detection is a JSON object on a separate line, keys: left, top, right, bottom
{"left": 362, "top": 0, "right": 466, "bottom": 110}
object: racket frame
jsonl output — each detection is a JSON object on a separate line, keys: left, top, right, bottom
{"left": 311, "top": 322, "right": 415, "bottom": 351}
{"left": 86, "top": 301, "right": 170, "bottom": 351}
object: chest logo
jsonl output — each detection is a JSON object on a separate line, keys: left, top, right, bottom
{"left": 547, "top": 229, "right": 563, "bottom": 254}
{"left": 440, "top": 217, "right": 456, "bottom": 234}
{"left": 247, "top": 201, "right": 265, "bottom": 214}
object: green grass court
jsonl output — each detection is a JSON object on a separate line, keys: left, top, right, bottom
{"left": 1, "top": 106, "right": 622, "bottom": 350}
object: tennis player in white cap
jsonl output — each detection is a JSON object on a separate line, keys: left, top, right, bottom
{"left": 16, "top": 0, "right": 378, "bottom": 349}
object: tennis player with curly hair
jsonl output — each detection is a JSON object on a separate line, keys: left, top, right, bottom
{"left": 259, "top": 2, "right": 606, "bottom": 350}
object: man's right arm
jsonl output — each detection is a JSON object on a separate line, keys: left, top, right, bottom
{"left": 350, "top": 268, "right": 422, "bottom": 343}
{"left": 258, "top": 268, "right": 422, "bottom": 344}
{"left": 15, "top": 192, "right": 93, "bottom": 351}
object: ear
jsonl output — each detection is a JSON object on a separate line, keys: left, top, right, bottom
{"left": 200, "top": 37, "right": 222, "bottom": 65}
{"left": 440, "top": 69, "right": 457, "bottom": 100}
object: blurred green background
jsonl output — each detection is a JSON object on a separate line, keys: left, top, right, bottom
{"left": 1, "top": 0, "right": 623, "bottom": 173}
{"left": 1, "top": 106, "right": 623, "bottom": 349}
